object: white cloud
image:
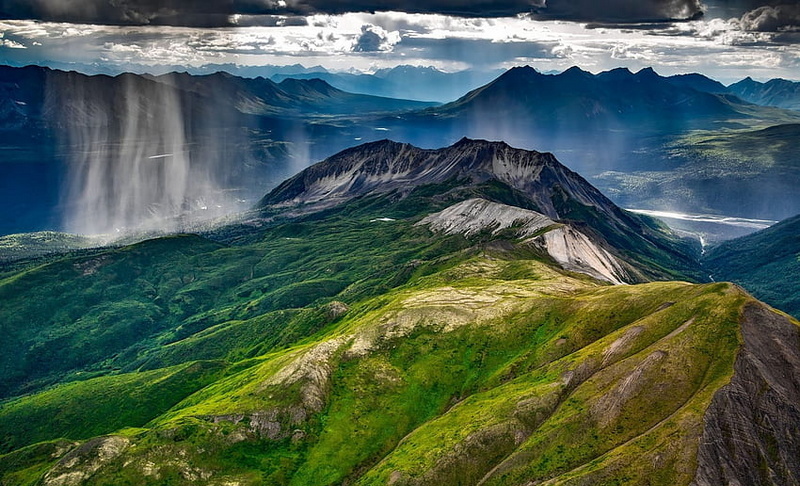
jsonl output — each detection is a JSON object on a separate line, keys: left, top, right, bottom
{"left": 1, "top": 38, "right": 26, "bottom": 48}
{"left": 0, "top": 13, "right": 799, "bottom": 83}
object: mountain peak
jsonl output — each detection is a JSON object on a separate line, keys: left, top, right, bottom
{"left": 498, "top": 65, "right": 542, "bottom": 81}
{"left": 561, "top": 65, "right": 590, "bottom": 77}
{"left": 636, "top": 67, "right": 659, "bottom": 77}
{"left": 260, "top": 138, "right": 612, "bottom": 222}
{"left": 258, "top": 138, "right": 702, "bottom": 282}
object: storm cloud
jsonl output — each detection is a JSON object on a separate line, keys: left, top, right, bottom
{"left": 738, "top": 4, "right": 800, "bottom": 31}
{"left": 351, "top": 24, "right": 399, "bottom": 52}
{"left": 0, "top": 0, "right": 237, "bottom": 26}
{"left": 1, "top": 0, "right": 706, "bottom": 26}
{"left": 531, "top": 0, "right": 704, "bottom": 22}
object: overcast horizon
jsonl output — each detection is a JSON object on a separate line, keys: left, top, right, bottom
{"left": 1, "top": 0, "right": 800, "bottom": 84}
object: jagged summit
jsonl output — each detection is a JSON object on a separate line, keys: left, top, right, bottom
{"left": 259, "top": 137, "right": 605, "bottom": 221}
{"left": 636, "top": 66, "right": 658, "bottom": 76}
{"left": 502, "top": 65, "right": 541, "bottom": 77}
{"left": 561, "top": 65, "right": 592, "bottom": 77}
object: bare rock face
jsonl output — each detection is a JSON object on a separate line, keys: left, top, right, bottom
{"left": 43, "top": 436, "right": 130, "bottom": 486}
{"left": 324, "top": 300, "right": 349, "bottom": 321}
{"left": 418, "top": 198, "right": 629, "bottom": 284}
{"left": 259, "top": 138, "right": 620, "bottom": 223}
{"left": 417, "top": 198, "right": 555, "bottom": 238}
{"left": 693, "top": 302, "right": 800, "bottom": 486}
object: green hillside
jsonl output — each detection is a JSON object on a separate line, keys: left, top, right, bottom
{"left": 1, "top": 144, "right": 798, "bottom": 485}
{"left": 0, "top": 238, "right": 793, "bottom": 485}
{"left": 704, "top": 213, "right": 800, "bottom": 317}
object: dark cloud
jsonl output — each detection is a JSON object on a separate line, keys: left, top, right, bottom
{"left": 1, "top": 0, "right": 706, "bottom": 26}
{"left": 531, "top": 0, "right": 704, "bottom": 22}
{"left": 352, "top": 25, "right": 384, "bottom": 52}
{"left": 234, "top": 0, "right": 547, "bottom": 17}
{"left": 241, "top": 0, "right": 707, "bottom": 21}
{"left": 0, "top": 0, "right": 236, "bottom": 26}
{"left": 738, "top": 4, "right": 800, "bottom": 30}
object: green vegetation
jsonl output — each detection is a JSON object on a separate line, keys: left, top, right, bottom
{"left": 0, "top": 251, "right": 760, "bottom": 485}
{"left": 0, "top": 178, "right": 788, "bottom": 485}
{"left": 0, "top": 232, "right": 99, "bottom": 262}
{"left": 0, "top": 361, "right": 224, "bottom": 453}
{"left": 704, "top": 213, "right": 800, "bottom": 318}
{"left": 0, "top": 206, "right": 472, "bottom": 400}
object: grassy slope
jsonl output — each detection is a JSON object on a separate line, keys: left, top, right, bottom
{"left": 0, "top": 184, "right": 761, "bottom": 485}
{"left": 704, "top": 214, "right": 800, "bottom": 318}
{"left": 0, "top": 179, "right": 700, "bottom": 401}
{"left": 0, "top": 208, "right": 470, "bottom": 400}
{"left": 0, "top": 251, "right": 760, "bottom": 485}
{"left": 0, "top": 361, "right": 225, "bottom": 454}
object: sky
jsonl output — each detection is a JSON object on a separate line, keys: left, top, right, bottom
{"left": 1, "top": 0, "right": 799, "bottom": 83}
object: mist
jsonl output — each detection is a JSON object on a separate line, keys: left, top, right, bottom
{"left": 50, "top": 72, "right": 245, "bottom": 237}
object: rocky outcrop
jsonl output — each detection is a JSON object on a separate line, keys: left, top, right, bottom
{"left": 42, "top": 436, "right": 130, "bottom": 486}
{"left": 416, "top": 198, "right": 555, "bottom": 238}
{"left": 418, "top": 198, "right": 629, "bottom": 284}
{"left": 530, "top": 225, "right": 628, "bottom": 284}
{"left": 693, "top": 302, "right": 800, "bottom": 486}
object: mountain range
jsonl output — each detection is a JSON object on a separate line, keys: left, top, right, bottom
{"left": 727, "top": 77, "right": 800, "bottom": 111}
{"left": 384, "top": 66, "right": 800, "bottom": 153}
{"left": 1, "top": 139, "right": 799, "bottom": 485}
{"left": 270, "top": 65, "right": 504, "bottom": 103}
{"left": 3, "top": 63, "right": 800, "bottom": 238}
{"left": 0, "top": 65, "right": 432, "bottom": 235}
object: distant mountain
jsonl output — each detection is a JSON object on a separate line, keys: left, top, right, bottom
{"left": 433, "top": 66, "right": 749, "bottom": 132}
{"left": 664, "top": 72, "right": 729, "bottom": 94}
{"left": 704, "top": 213, "right": 800, "bottom": 317}
{"left": 271, "top": 65, "right": 502, "bottom": 102}
{"left": 0, "top": 61, "right": 332, "bottom": 79}
{"left": 653, "top": 72, "right": 800, "bottom": 112}
{"left": 729, "top": 77, "right": 800, "bottom": 111}
{"left": 143, "top": 70, "right": 434, "bottom": 117}
{"left": 261, "top": 138, "right": 703, "bottom": 281}
{"left": 0, "top": 65, "right": 433, "bottom": 139}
